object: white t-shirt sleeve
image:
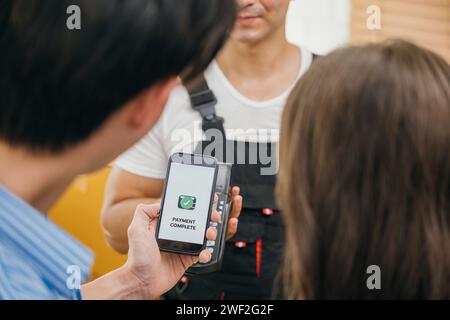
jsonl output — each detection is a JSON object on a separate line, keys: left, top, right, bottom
{"left": 115, "top": 118, "right": 168, "bottom": 179}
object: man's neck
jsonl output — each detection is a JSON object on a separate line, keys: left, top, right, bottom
{"left": 216, "top": 27, "right": 301, "bottom": 101}
{"left": 0, "top": 143, "right": 78, "bottom": 214}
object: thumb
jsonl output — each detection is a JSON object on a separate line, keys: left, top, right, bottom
{"left": 129, "top": 203, "right": 161, "bottom": 237}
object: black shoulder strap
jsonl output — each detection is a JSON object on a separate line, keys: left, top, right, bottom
{"left": 187, "top": 77, "right": 226, "bottom": 137}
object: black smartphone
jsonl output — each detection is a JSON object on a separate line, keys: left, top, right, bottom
{"left": 156, "top": 153, "right": 218, "bottom": 255}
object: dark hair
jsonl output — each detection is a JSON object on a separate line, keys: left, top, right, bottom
{"left": 277, "top": 40, "right": 450, "bottom": 299}
{"left": 0, "top": 0, "right": 236, "bottom": 152}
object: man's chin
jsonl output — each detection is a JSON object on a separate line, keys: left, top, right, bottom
{"left": 231, "top": 29, "right": 269, "bottom": 45}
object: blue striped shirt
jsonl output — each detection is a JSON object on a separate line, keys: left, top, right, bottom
{"left": 0, "top": 186, "right": 94, "bottom": 300}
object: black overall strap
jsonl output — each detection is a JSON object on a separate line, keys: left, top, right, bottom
{"left": 187, "top": 77, "right": 226, "bottom": 137}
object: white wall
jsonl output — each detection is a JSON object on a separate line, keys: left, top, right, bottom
{"left": 286, "top": 0, "right": 351, "bottom": 55}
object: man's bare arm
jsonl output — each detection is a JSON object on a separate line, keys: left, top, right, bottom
{"left": 101, "top": 166, "right": 164, "bottom": 254}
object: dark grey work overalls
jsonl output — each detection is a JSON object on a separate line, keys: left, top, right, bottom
{"left": 166, "top": 54, "right": 319, "bottom": 300}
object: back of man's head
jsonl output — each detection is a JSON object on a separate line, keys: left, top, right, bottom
{"left": 0, "top": 0, "right": 236, "bottom": 152}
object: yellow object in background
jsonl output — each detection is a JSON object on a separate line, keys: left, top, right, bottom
{"left": 49, "top": 167, "right": 127, "bottom": 279}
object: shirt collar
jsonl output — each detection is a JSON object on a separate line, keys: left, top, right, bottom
{"left": 0, "top": 186, "right": 94, "bottom": 298}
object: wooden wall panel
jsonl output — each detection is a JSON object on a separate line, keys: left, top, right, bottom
{"left": 351, "top": 0, "right": 450, "bottom": 62}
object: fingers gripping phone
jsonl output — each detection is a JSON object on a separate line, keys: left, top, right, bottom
{"left": 156, "top": 153, "right": 218, "bottom": 255}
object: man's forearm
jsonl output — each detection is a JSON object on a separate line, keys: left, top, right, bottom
{"left": 81, "top": 266, "right": 152, "bottom": 300}
{"left": 102, "top": 197, "right": 159, "bottom": 253}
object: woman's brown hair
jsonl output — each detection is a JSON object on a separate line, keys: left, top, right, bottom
{"left": 277, "top": 40, "right": 450, "bottom": 299}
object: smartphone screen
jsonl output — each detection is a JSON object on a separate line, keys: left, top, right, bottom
{"left": 157, "top": 154, "right": 217, "bottom": 254}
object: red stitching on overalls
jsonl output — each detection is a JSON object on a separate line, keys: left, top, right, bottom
{"left": 256, "top": 239, "right": 262, "bottom": 278}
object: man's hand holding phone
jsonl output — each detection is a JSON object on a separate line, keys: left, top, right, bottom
{"left": 124, "top": 199, "right": 223, "bottom": 299}
{"left": 226, "top": 186, "right": 242, "bottom": 240}
{"left": 82, "top": 186, "right": 241, "bottom": 300}
{"left": 117, "top": 153, "right": 243, "bottom": 298}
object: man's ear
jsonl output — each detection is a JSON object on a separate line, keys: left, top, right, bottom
{"left": 129, "top": 77, "right": 180, "bottom": 133}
